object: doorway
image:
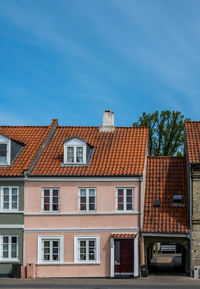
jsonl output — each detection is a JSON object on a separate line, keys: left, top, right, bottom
{"left": 114, "top": 239, "right": 134, "bottom": 276}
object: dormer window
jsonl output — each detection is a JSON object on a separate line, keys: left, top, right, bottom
{"left": 67, "top": 146, "right": 84, "bottom": 163}
{"left": 63, "top": 137, "right": 90, "bottom": 165}
{"left": 0, "top": 134, "right": 24, "bottom": 166}
{"left": 0, "top": 135, "right": 11, "bottom": 165}
{"left": 0, "top": 144, "right": 8, "bottom": 164}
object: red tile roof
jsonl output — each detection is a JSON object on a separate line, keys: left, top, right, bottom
{"left": 185, "top": 122, "right": 200, "bottom": 163}
{"left": 0, "top": 120, "right": 56, "bottom": 177}
{"left": 142, "top": 156, "right": 189, "bottom": 234}
{"left": 31, "top": 126, "right": 148, "bottom": 177}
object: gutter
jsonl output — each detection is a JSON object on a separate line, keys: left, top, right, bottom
{"left": 189, "top": 164, "right": 192, "bottom": 277}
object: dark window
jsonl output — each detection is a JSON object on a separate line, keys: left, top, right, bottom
{"left": 173, "top": 194, "right": 183, "bottom": 205}
{"left": 0, "top": 144, "right": 7, "bottom": 164}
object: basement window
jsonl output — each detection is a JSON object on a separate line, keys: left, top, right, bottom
{"left": 173, "top": 194, "right": 183, "bottom": 206}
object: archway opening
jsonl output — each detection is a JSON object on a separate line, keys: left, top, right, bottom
{"left": 147, "top": 242, "right": 187, "bottom": 275}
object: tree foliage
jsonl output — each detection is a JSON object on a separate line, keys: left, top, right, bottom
{"left": 133, "top": 110, "right": 190, "bottom": 156}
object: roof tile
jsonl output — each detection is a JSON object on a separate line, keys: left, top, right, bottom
{"left": 31, "top": 126, "right": 148, "bottom": 176}
{"left": 142, "top": 156, "right": 189, "bottom": 233}
{"left": 185, "top": 122, "right": 200, "bottom": 163}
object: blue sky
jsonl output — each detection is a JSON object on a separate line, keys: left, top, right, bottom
{"left": 0, "top": 0, "right": 200, "bottom": 126}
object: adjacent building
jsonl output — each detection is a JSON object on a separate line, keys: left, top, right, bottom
{"left": 142, "top": 156, "right": 190, "bottom": 274}
{"left": 0, "top": 121, "right": 57, "bottom": 276}
{"left": 185, "top": 122, "right": 200, "bottom": 272}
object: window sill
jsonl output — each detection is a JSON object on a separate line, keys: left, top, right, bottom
{"left": 42, "top": 211, "right": 60, "bottom": 214}
{"left": 79, "top": 211, "right": 96, "bottom": 214}
{"left": 36, "top": 262, "right": 101, "bottom": 266}
{"left": 74, "top": 262, "right": 100, "bottom": 265}
{"left": 115, "top": 210, "right": 135, "bottom": 213}
{"left": 0, "top": 210, "right": 20, "bottom": 213}
{"left": 0, "top": 259, "right": 19, "bottom": 263}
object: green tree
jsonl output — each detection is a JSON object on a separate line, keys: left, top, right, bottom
{"left": 133, "top": 110, "right": 190, "bottom": 156}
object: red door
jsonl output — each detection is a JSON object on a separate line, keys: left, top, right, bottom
{"left": 114, "top": 239, "right": 134, "bottom": 275}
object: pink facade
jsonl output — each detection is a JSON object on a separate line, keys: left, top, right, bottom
{"left": 24, "top": 180, "right": 142, "bottom": 277}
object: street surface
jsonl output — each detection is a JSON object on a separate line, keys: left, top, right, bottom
{"left": 0, "top": 275, "right": 200, "bottom": 289}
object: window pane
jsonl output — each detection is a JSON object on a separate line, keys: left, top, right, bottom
{"left": 89, "top": 189, "right": 95, "bottom": 196}
{"left": 3, "top": 250, "right": 8, "bottom": 258}
{"left": 53, "top": 190, "right": 59, "bottom": 211}
{"left": 43, "top": 241, "right": 50, "bottom": 261}
{"left": 80, "top": 189, "right": 87, "bottom": 211}
{"left": 89, "top": 203, "right": 95, "bottom": 210}
{"left": 89, "top": 240, "right": 96, "bottom": 261}
{"left": 52, "top": 241, "right": 59, "bottom": 261}
{"left": 80, "top": 189, "right": 86, "bottom": 196}
{"left": 53, "top": 189, "right": 58, "bottom": 196}
{"left": 11, "top": 244, "right": 17, "bottom": 258}
{"left": 80, "top": 240, "right": 86, "bottom": 260}
{"left": 126, "top": 189, "right": 133, "bottom": 210}
{"left": 3, "top": 237, "right": 9, "bottom": 258}
{"left": 44, "top": 189, "right": 50, "bottom": 197}
{"left": 67, "top": 147, "right": 74, "bottom": 162}
{"left": 0, "top": 144, "right": 7, "bottom": 164}
{"left": 118, "top": 189, "right": 124, "bottom": 210}
{"left": 3, "top": 189, "right": 9, "bottom": 209}
{"left": 43, "top": 190, "right": 50, "bottom": 211}
{"left": 76, "top": 147, "right": 83, "bottom": 163}
{"left": 12, "top": 189, "right": 18, "bottom": 209}
{"left": 89, "top": 189, "right": 95, "bottom": 211}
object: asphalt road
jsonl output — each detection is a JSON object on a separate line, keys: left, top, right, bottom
{"left": 0, "top": 276, "right": 200, "bottom": 289}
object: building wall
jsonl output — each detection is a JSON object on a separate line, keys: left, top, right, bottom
{"left": 192, "top": 167, "right": 200, "bottom": 269}
{"left": 0, "top": 180, "right": 24, "bottom": 276}
{"left": 24, "top": 180, "right": 141, "bottom": 277}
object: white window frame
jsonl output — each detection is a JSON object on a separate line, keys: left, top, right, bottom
{"left": 38, "top": 235, "right": 63, "bottom": 264}
{"left": 42, "top": 188, "right": 60, "bottom": 213}
{"left": 116, "top": 188, "right": 134, "bottom": 212}
{"left": 0, "top": 137, "right": 11, "bottom": 166}
{"left": 0, "top": 187, "right": 19, "bottom": 212}
{"left": 64, "top": 138, "right": 87, "bottom": 165}
{"left": 0, "top": 235, "right": 18, "bottom": 261}
{"left": 79, "top": 188, "right": 96, "bottom": 212}
{"left": 74, "top": 235, "right": 100, "bottom": 264}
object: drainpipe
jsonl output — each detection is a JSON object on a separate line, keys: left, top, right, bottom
{"left": 189, "top": 164, "right": 192, "bottom": 277}
{"left": 138, "top": 177, "right": 142, "bottom": 277}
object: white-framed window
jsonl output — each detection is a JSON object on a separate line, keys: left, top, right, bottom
{"left": 0, "top": 187, "right": 19, "bottom": 211}
{"left": 38, "top": 236, "right": 63, "bottom": 263}
{"left": 116, "top": 188, "right": 134, "bottom": 211}
{"left": 79, "top": 188, "right": 96, "bottom": 212}
{"left": 0, "top": 138, "right": 10, "bottom": 165}
{"left": 0, "top": 235, "right": 18, "bottom": 261}
{"left": 74, "top": 236, "right": 100, "bottom": 263}
{"left": 67, "top": 146, "right": 84, "bottom": 163}
{"left": 42, "top": 188, "right": 60, "bottom": 212}
{"left": 64, "top": 138, "right": 87, "bottom": 165}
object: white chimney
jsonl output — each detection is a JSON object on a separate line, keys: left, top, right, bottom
{"left": 99, "top": 110, "right": 115, "bottom": 132}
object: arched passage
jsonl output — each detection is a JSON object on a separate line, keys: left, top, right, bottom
{"left": 143, "top": 236, "right": 189, "bottom": 275}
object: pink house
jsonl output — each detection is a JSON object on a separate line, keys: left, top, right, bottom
{"left": 24, "top": 111, "right": 148, "bottom": 278}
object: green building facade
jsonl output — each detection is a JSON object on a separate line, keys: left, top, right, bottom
{"left": 0, "top": 180, "right": 24, "bottom": 276}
